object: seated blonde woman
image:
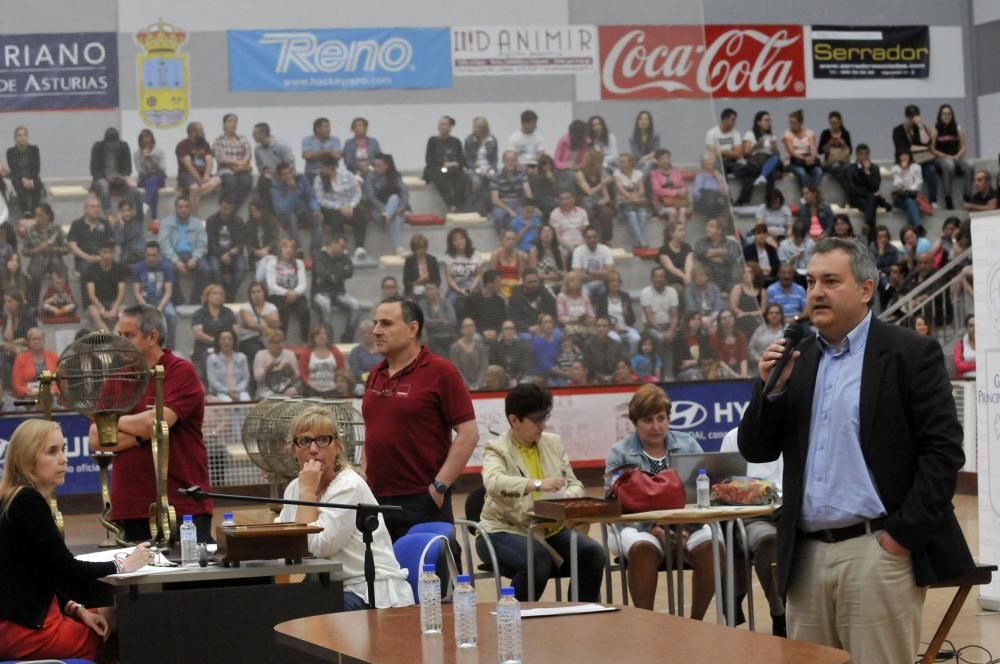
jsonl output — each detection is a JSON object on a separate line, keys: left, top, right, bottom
{"left": 276, "top": 405, "right": 413, "bottom": 610}
{"left": 0, "top": 420, "right": 152, "bottom": 661}
{"left": 604, "top": 383, "right": 724, "bottom": 616}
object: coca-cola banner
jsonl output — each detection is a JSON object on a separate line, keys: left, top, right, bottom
{"left": 811, "top": 26, "right": 930, "bottom": 79}
{"left": 599, "top": 25, "right": 806, "bottom": 99}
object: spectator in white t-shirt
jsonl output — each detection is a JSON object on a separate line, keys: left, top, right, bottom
{"left": 550, "top": 190, "right": 590, "bottom": 254}
{"left": 571, "top": 225, "right": 614, "bottom": 300}
{"left": 639, "top": 265, "right": 679, "bottom": 367}
{"left": 705, "top": 108, "right": 743, "bottom": 176}
{"left": 508, "top": 109, "right": 545, "bottom": 166}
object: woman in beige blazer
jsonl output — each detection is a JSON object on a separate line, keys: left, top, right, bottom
{"left": 477, "top": 384, "right": 606, "bottom": 601}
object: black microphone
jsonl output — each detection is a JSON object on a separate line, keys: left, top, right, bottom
{"left": 179, "top": 486, "right": 210, "bottom": 501}
{"left": 762, "top": 316, "right": 810, "bottom": 397}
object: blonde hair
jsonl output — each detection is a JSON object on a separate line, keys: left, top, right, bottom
{"left": 200, "top": 283, "right": 224, "bottom": 305}
{"left": 0, "top": 420, "right": 62, "bottom": 516}
{"left": 288, "top": 405, "right": 350, "bottom": 472}
{"left": 627, "top": 383, "right": 671, "bottom": 423}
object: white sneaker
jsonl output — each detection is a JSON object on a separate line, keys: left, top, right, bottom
{"left": 754, "top": 175, "right": 767, "bottom": 186}
{"left": 353, "top": 247, "right": 369, "bottom": 261}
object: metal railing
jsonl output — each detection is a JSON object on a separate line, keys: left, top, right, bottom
{"left": 878, "top": 247, "right": 972, "bottom": 348}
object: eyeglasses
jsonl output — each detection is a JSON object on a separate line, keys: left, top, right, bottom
{"left": 525, "top": 410, "right": 552, "bottom": 425}
{"left": 292, "top": 435, "right": 336, "bottom": 448}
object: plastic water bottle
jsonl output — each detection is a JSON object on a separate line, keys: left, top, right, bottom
{"left": 496, "top": 586, "right": 522, "bottom": 664}
{"left": 418, "top": 564, "right": 442, "bottom": 634}
{"left": 696, "top": 469, "right": 711, "bottom": 509}
{"left": 180, "top": 515, "right": 198, "bottom": 566}
{"left": 453, "top": 574, "right": 478, "bottom": 648}
{"left": 221, "top": 512, "right": 236, "bottom": 527}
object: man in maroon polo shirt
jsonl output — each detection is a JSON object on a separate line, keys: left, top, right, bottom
{"left": 87, "top": 303, "right": 214, "bottom": 542}
{"left": 363, "top": 296, "right": 479, "bottom": 540}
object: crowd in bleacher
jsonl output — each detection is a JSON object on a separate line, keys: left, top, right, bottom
{"left": 0, "top": 101, "right": 991, "bottom": 402}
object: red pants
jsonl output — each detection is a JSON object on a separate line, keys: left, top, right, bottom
{"left": 0, "top": 596, "right": 99, "bottom": 661}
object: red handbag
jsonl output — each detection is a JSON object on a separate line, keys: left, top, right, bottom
{"left": 608, "top": 465, "right": 686, "bottom": 513}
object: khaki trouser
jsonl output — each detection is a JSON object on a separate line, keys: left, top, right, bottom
{"left": 787, "top": 530, "right": 925, "bottom": 664}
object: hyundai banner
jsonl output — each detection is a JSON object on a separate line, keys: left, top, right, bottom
{"left": 0, "top": 32, "right": 118, "bottom": 111}
{"left": 811, "top": 25, "right": 930, "bottom": 79}
{"left": 599, "top": 24, "right": 806, "bottom": 99}
{"left": 227, "top": 28, "right": 452, "bottom": 91}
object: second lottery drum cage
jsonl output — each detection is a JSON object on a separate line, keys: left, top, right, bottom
{"left": 241, "top": 397, "right": 366, "bottom": 489}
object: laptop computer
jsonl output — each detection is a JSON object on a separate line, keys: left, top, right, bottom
{"left": 670, "top": 452, "right": 748, "bottom": 503}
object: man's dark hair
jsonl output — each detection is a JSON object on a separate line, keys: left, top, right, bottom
{"left": 482, "top": 269, "right": 500, "bottom": 285}
{"left": 276, "top": 161, "right": 294, "bottom": 176}
{"left": 319, "top": 154, "right": 339, "bottom": 170}
{"left": 145, "top": 240, "right": 160, "bottom": 250}
{"left": 117, "top": 198, "right": 133, "bottom": 210}
{"left": 379, "top": 295, "right": 424, "bottom": 338}
{"left": 99, "top": 240, "right": 116, "bottom": 251}
{"left": 313, "top": 117, "right": 330, "bottom": 132}
{"left": 521, "top": 110, "right": 538, "bottom": 124}
{"left": 175, "top": 195, "right": 190, "bottom": 207}
{"left": 650, "top": 265, "right": 667, "bottom": 280}
{"left": 855, "top": 143, "right": 870, "bottom": 154}
{"left": 381, "top": 276, "right": 397, "bottom": 288}
{"left": 720, "top": 108, "right": 737, "bottom": 121}
{"left": 505, "top": 383, "right": 553, "bottom": 419}
{"left": 904, "top": 104, "right": 920, "bottom": 119}
{"left": 219, "top": 193, "right": 237, "bottom": 207}
{"left": 253, "top": 122, "right": 271, "bottom": 137}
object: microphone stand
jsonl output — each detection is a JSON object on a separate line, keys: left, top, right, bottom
{"left": 180, "top": 486, "right": 401, "bottom": 610}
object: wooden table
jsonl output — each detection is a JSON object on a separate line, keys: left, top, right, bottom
{"left": 275, "top": 602, "right": 850, "bottom": 663}
{"left": 526, "top": 504, "right": 774, "bottom": 624}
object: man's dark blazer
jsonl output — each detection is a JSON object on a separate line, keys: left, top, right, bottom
{"left": 738, "top": 315, "right": 974, "bottom": 596}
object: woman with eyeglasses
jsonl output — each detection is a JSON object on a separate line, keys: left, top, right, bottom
{"left": 0, "top": 420, "right": 153, "bottom": 661}
{"left": 478, "top": 384, "right": 606, "bottom": 601}
{"left": 277, "top": 406, "right": 413, "bottom": 610}
{"left": 604, "top": 384, "right": 721, "bottom": 614}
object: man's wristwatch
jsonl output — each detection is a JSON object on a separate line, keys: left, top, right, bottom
{"left": 533, "top": 479, "right": 543, "bottom": 492}
{"left": 432, "top": 480, "right": 449, "bottom": 495}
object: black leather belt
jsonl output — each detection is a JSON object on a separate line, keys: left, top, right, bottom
{"left": 803, "top": 517, "right": 888, "bottom": 544}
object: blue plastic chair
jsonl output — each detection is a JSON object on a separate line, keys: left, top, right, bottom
{"left": 406, "top": 521, "right": 455, "bottom": 539}
{"left": 392, "top": 532, "right": 451, "bottom": 603}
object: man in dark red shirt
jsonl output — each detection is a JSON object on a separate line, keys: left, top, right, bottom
{"left": 88, "top": 304, "right": 214, "bottom": 542}
{"left": 363, "top": 296, "right": 478, "bottom": 541}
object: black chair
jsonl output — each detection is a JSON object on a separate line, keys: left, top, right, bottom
{"left": 455, "top": 484, "right": 503, "bottom": 598}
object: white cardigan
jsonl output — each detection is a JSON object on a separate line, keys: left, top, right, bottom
{"left": 277, "top": 469, "right": 414, "bottom": 608}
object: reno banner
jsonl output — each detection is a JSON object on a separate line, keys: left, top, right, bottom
{"left": 452, "top": 25, "right": 598, "bottom": 75}
{"left": 227, "top": 27, "right": 452, "bottom": 91}
{"left": 0, "top": 32, "right": 118, "bottom": 111}
{"left": 599, "top": 24, "right": 805, "bottom": 99}
{"left": 811, "top": 25, "right": 930, "bottom": 79}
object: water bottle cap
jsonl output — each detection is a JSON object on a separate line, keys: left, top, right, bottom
{"left": 182, "top": 514, "right": 193, "bottom": 522}
{"left": 223, "top": 512, "right": 233, "bottom": 520}
{"left": 422, "top": 563, "right": 436, "bottom": 573}
{"left": 698, "top": 469, "right": 707, "bottom": 475}
{"left": 501, "top": 587, "right": 515, "bottom": 596}
{"left": 457, "top": 574, "right": 471, "bottom": 584}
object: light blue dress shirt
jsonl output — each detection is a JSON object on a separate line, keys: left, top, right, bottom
{"left": 800, "top": 310, "right": 886, "bottom": 532}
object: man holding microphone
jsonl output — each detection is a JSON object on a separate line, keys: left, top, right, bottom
{"left": 738, "top": 237, "right": 973, "bottom": 663}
